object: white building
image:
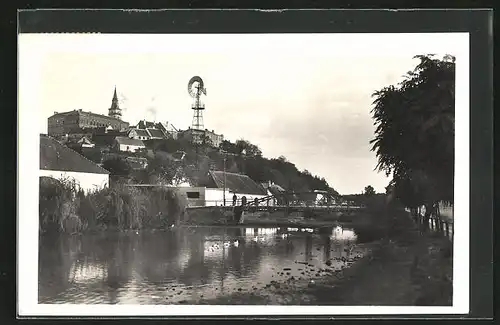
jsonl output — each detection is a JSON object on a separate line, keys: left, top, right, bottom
{"left": 128, "top": 128, "right": 151, "bottom": 141}
{"left": 162, "top": 171, "right": 271, "bottom": 207}
{"left": 133, "top": 120, "right": 178, "bottom": 139}
{"left": 114, "top": 136, "right": 146, "bottom": 152}
{"left": 40, "top": 134, "right": 110, "bottom": 193}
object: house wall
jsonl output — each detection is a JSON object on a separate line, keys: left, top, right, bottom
{"left": 48, "top": 110, "right": 129, "bottom": 136}
{"left": 172, "top": 186, "right": 271, "bottom": 207}
{"left": 171, "top": 187, "right": 207, "bottom": 207}
{"left": 39, "top": 169, "right": 109, "bottom": 193}
{"left": 205, "top": 188, "right": 231, "bottom": 206}
{"left": 230, "top": 192, "right": 269, "bottom": 206}
{"left": 118, "top": 143, "right": 145, "bottom": 152}
{"left": 128, "top": 129, "right": 150, "bottom": 141}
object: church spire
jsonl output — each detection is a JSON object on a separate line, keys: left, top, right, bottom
{"left": 108, "top": 86, "right": 122, "bottom": 119}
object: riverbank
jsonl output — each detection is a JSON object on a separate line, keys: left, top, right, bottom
{"left": 182, "top": 206, "right": 375, "bottom": 229}
{"left": 39, "top": 178, "right": 187, "bottom": 234}
{"left": 195, "top": 211, "right": 453, "bottom": 306}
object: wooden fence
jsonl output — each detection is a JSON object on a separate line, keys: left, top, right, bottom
{"left": 410, "top": 203, "right": 454, "bottom": 241}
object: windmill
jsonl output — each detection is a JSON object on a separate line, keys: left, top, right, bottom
{"left": 187, "top": 76, "right": 207, "bottom": 183}
{"left": 188, "top": 76, "right": 207, "bottom": 132}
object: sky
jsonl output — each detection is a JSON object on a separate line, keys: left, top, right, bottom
{"left": 19, "top": 33, "right": 460, "bottom": 195}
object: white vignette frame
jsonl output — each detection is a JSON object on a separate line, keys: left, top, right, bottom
{"left": 17, "top": 32, "right": 470, "bottom": 316}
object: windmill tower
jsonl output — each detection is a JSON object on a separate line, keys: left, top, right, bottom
{"left": 187, "top": 76, "right": 207, "bottom": 143}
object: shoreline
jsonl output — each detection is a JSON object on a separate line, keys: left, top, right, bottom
{"left": 193, "top": 220, "right": 452, "bottom": 306}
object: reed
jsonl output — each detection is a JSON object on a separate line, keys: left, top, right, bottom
{"left": 39, "top": 177, "right": 187, "bottom": 234}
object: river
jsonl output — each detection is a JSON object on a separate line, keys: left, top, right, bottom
{"left": 38, "top": 226, "right": 373, "bottom": 305}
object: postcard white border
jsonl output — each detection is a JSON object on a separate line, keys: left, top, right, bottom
{"left": 18, "top": 32, "right": 469, "bottom": 316}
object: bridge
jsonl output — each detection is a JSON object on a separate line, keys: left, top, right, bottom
{"left": 186, "top": 190, "right": 363, "bottom": 214}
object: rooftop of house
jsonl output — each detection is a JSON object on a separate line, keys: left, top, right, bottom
{"left": 207, "top": 171, "right": 267, "bottom": 196}
{"left": 137, "top": 120, "right": 157, "bottom": 129}
{"left": 115, "top": 136, "right": 145, "bottom": 146}
{"left": 131, "top": 129, "right": 150, "bottom": 137}
{"left": 147, "top": 128, "right": 165, "bottom": 138}
{"left": 40, "top": 135, "right": 109, "bottom": 174}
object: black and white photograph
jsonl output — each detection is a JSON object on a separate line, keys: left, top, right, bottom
{"left": 17, "top": 11, "right": 475, "bottom": 317}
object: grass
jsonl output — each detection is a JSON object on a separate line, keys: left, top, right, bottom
{"left": 39, "top": 176, "right": 187, "bottom": 234}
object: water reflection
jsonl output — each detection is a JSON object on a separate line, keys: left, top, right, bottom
{"left": 39, "top": 226, "right": 370, "bottom": 305}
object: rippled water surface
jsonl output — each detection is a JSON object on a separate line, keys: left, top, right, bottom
{"left": 39, "top": 226, "right": 369, "bottom": 304}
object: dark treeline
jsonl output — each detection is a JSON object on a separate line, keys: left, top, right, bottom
{"left": 370, "top": 54, "right": 455, "bottom": 220}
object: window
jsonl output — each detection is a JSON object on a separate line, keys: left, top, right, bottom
{"left": 186, "top": 192, "right": 200, "bottom": 199}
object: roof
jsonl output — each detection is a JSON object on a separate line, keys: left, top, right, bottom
{"left": 49, "top": 110, "right": 127, "bottom": 123}
{"left": 115, "top": 137, "right": 145, "bottom": 146}
{"left": 40, "top": 135, "right": 109, "bottom": 174}
{"left": 77, "top": 136, "right": 93, "bottom": 145}
{"left": 147, "top": 128, "right": 165, "bottom": 138}
{"left": 125, "top": 157, "right": 148, "bottom": 169}
{"left": 131, "top": 129, "right": 150, "bottom": 137}
{"left": 208, "top": 171, "right": 267, "bottom": 195}
{"left": 137, "top": 120, "right": 156, "bottom": 129}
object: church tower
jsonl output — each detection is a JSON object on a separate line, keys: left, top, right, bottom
{"left": 108, "top": 86, "right": 122, "bottom": 119}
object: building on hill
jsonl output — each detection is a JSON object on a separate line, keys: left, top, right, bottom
{"left": 47, "top": 88, "right": 129, "bottom": 136}
{"left": 108, "top": 86, "right": 122, "bottom": 119}
{"left": 114, "top": 136, "right": 146, "bottom": 152}
{"left": 131, "top": 120, "right": 179, "bottom": 140}
{"left": 128, "top": 128, "right": 151, "bottom": 141}
{"left": 179, "top": 128, "right": 223, "bottom": 147}
{"left": 39, "top": 134, "right": 109, "bottom": 193}
{"left": 92, "top": 129, "right": 128, "bottom": 148}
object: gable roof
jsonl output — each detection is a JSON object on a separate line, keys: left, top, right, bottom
{"left": 130, "top": 129, "right": 150, "bottom": 138}
{"left": 147, "top": 128, "right": 165, "bottom": 138}
{"left": 115, "top": 137, "right": 145, "bottom": 146}
{"left": 40, "top": 135, "right": 109, "bottom": 174}
{"left": 208, "top": 171, "right": 267, "bottom": 195}
{"left": 77, "top": 136, "right": 93, "bottom": 145}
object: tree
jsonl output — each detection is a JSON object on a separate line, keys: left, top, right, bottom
{"left": 235, "top": 139, "right": 262, "bottom": 157}
{"left": 102, "top": 158, "right": 132, "bottom": 177}
{"left": 147, "top": 152, "right": 187, "bottom": 185}
{"left": 370, "top": 54, "right": 455, "bottom": 212}
{"left": 364, "top": 185, "right": 376, "bottom": 196}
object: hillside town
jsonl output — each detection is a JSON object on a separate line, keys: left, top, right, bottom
{"left": 41, "top": 87, "right": 337, "bottom": 208}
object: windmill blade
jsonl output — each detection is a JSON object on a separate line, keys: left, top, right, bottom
{"left": 188, "top": 76, "right": 204, "bottom": 98}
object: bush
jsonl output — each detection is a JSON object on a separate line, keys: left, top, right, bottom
{"left": 39, "top": 177, "right": 187, "bottom": 234}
